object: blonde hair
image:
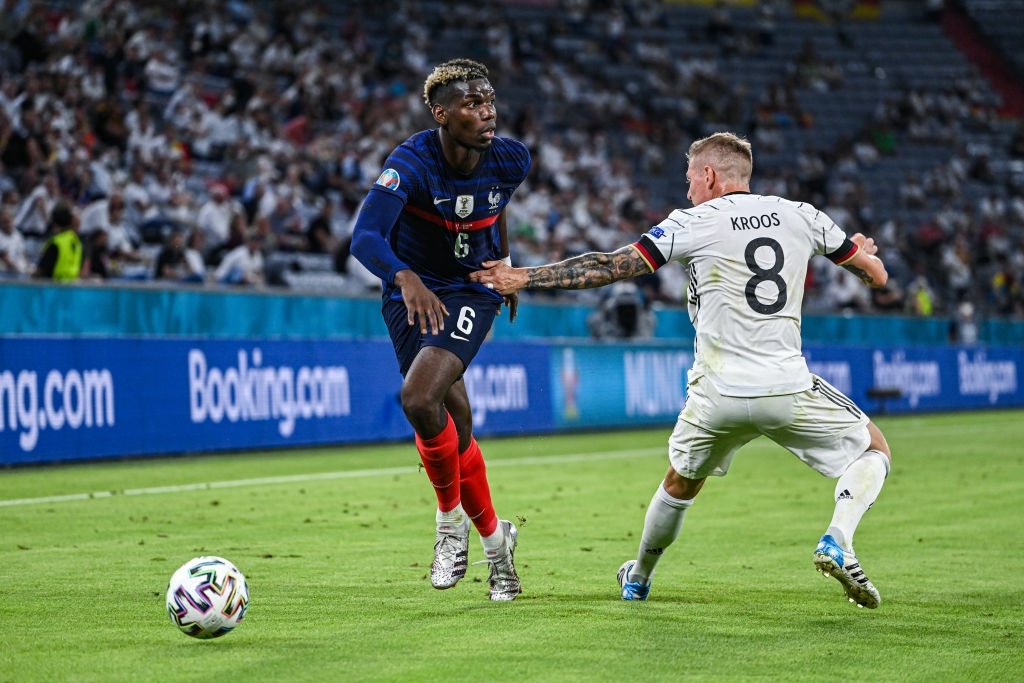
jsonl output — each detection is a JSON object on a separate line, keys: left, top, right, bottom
{"left": 687, "top": 132, "right": 753, "bottom": 183}
{"left": 423, "top": 58, "right": 490, "bottom": 106}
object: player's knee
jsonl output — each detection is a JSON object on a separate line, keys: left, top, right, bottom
{"left": 399, "top": 388, "right": 441, "bottom": 431}
{"left": 663, "top": 466, "right": 705, "bottom": 500}
{"left": 866, "top": 421, "right": 892, "bottom": 463}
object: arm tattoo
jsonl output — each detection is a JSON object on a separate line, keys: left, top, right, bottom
{"left": 525, "top": 246, "right": 651, "bottom": 290}
{"left": 843, "top": 263, "right": 877, "bottom": 286}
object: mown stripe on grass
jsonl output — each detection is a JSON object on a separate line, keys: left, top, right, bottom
{"left": 0, "top": 447, "right": 664, "bottom": 507}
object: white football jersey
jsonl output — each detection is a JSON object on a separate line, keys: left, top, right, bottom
{"left": 634, "top": 192, "right": 858, "bottom": 397}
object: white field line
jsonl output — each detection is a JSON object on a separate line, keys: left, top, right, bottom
{"left": 0, "top": 447, "right": 664, "bottom": 508}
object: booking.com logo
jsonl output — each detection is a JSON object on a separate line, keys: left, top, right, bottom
{"left": 0, "top": 368, "right": 116, "bottom": 452}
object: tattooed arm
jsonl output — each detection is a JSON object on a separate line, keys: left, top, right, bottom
{"left": 842, "top": 233, "right": 888, "bottom": 288}
{"left": 470, "top": 245, "right": 654, "bottom": 295}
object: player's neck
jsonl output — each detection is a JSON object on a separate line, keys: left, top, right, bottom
{"left": 439, "top": 130, "right": 484, "bottom": 175}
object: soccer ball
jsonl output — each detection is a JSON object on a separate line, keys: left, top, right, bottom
{"left": 166, "top": 556, "right": 249, "bottom": 639}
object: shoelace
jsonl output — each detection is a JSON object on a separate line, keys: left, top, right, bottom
{"left": 434, "top": 534, "right": 463, "bottom": 567}
{"left": 472, "top": 552, "right": 516, "bottom": 580}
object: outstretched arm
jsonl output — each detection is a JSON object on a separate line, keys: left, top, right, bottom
{"left": 495, "top": 210, "right": 518, "bottom": 322}
{"left": 470, "top": 244, "right": 654, "bottom": 295}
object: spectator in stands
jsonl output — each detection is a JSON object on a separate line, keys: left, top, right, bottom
{"left": 977, "top": 189, "right": 1006, "bottom": 224}
{"left": 263, "top": 185, "right": 308, "bottom": 252}
{"left": 949, "top": 300, "right": 979, "bottom": 345}
{"left": 989, "top": 253, "right": 1020, "bottom": 317}
{"left": 81, "top": 228, "right": 111, "bottom": 280}
{"left": 796, "top": 147, "right": 828, "bottom": 202}
{"left": 940, "top": 235, "right": 974, "bottom": 303}
{"left": 214, "top": 227, "right": 264, "bottom": 286}
{"left": 1, "top": 99, "right": 46, "bottom": 183}
{"left": 183, "top": 229, "right": 207, "bottom": 282}
{"left": 125, "top": 100, "right": 162, "bottom": 166}
{"left": 907, "top": 272, "right": 938, "bottom": 316}
{"left": 899, "top": 171, "right": 926, "bottom": 209}
{"left": 153, "top": 228, "right": 203, "bottom": 283}
{"left": 852, "top": 131, "right": 879, "bottom": 167}
{"left": 81, "top": 192, "right": 148, "bottom": 276}
{"left": 207, "top": 208, "right": 248, "bottom": 266}
{"left": 143, "top": 49, "right": 182, "bottom": 103}
{"left": 12, "top": 168, "right": 57, "bottom": 237}
{"left": 0, "top": 204, "right": 30, "bottom": 276}
{"left": 827, "top": 269, "right": 872, "bottom": 313}
{"left": 306, "top": 197, "right": 339, "bottom": 255}
{"left": 144, "top": 160, "right": 177, "bottom": 214}
{"left": 34, "top": 203, "right": 81, "bottom": 281}
{"left": 201, "top": 93, "right": 242, "bottom": 161}
{"left": 122, "top": 162, "right": 157, "bottom": 228}
{"left": 196, "top": 182, "right": 235, "bottom": 256}
{"left": 91, "top": 96, "right": 129, "bottom": 153}
{"left": 870, "top": 278, "right": 905, "bottom": 313}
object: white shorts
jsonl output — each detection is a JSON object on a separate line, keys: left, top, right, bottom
{"left": 668, "top": 375, "right": 871, "bottom": 479}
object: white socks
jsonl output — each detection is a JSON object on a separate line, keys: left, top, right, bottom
{"left": 439, "top": 505, "right": 504, "bottom": 556}
{"left": 632, "top": 484, "right": 693, "bottom": 584}
{"left": 826, "top": 449, "right": 890, "bottom": 551}
{"left": 480, "top": 525, "right": 505, "bottom": 557}
{"left": 437, "top": 504, "right": 468, "bottom": 533}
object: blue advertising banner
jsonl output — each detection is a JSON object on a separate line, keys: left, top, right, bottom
{"left": 1, "top": 336, "right": 1021, "bottom": 465}
{"left": 0, "top": 338, "right": 554, "bottom": 465}
{"left": 805, "top": 345, "right": 1023, "bottom": 413}
{"left": 550, "top": 344, "right": 693, "bottom": 430}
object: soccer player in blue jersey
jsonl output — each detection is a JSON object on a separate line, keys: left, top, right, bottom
{"left": 471, "top": 132, "right": 892, "bottom": 608}
{"left": 350, "top": 59, "right": 530, "bottom": 601}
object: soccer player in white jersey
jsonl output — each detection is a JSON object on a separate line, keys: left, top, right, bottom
{"left": 470, "top": 131, "right": 892, "bottom": 608}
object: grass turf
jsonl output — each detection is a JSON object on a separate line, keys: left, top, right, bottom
{"left": 1, "top": 411, "right": 1021, "bottom": 681}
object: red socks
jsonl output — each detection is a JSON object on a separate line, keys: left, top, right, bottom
{"left": 414, "top": 415, "right": 461, "bottom": 513}
{"left": 415, "top": 416, "right": 498, "bottom": 537}
{"left": 459, "top": 437, "right": 498, "bottom": 537}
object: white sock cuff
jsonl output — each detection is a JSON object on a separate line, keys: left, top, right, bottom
{"left": 436, "top": 504, "right": 467, "bottom": 527}
{"left": 656, "top": 483, "right": 694, "bottom": 510}
{"left": 861, "top": 449, "right": 891, "bottom": 478}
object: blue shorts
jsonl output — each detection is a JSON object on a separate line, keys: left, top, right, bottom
{"left": 383, "top": 289, "right": 500, "bottom": 376}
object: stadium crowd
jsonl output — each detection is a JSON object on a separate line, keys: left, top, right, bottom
{"left": 1, "top": 0, "right": 1023, "bottom": 327}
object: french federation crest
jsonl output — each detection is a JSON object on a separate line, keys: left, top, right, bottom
{"left": 455, "top": 195, "right": 474, "bottom": 218}
{"left": 488, "top": 189, "right": 502, "bottom": 210}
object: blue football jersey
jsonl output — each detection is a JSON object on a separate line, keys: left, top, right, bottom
{"left": 367, "top": 129, "right": 531, "bottom": 300}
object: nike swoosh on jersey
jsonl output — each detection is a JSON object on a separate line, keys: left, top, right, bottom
{"left": 433, "top": 197, "right": 450, "bottom": 205}
{"left": 449, "top": 332, "right": 470, "bottom": 341}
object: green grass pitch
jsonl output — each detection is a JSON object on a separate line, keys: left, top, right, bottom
{"left": 1, "top": 410, "right": 1021, "bottom": 682}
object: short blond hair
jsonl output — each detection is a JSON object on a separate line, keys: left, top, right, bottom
{"left": 423, "top": 58, "right": 490, "bottom": 107}
{"left": 687, "top": 132, "right": 753, "bottom": 183}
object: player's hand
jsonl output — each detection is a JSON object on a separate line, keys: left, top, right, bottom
{"left": 395, "top": 270, "right": 448, "bottom": 335}
{"left": 469, "top": 260, "right": 528, "bottom": 296}
{"left": 851, "top": 233, "right": 878, "bottom": 256}
{"left": 503, "top": 291, "right": 518, "bottom": 323}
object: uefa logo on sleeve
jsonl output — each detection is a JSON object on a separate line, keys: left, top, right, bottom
{"left": 375, "top": 168, "right": 401, "bottom": 190}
